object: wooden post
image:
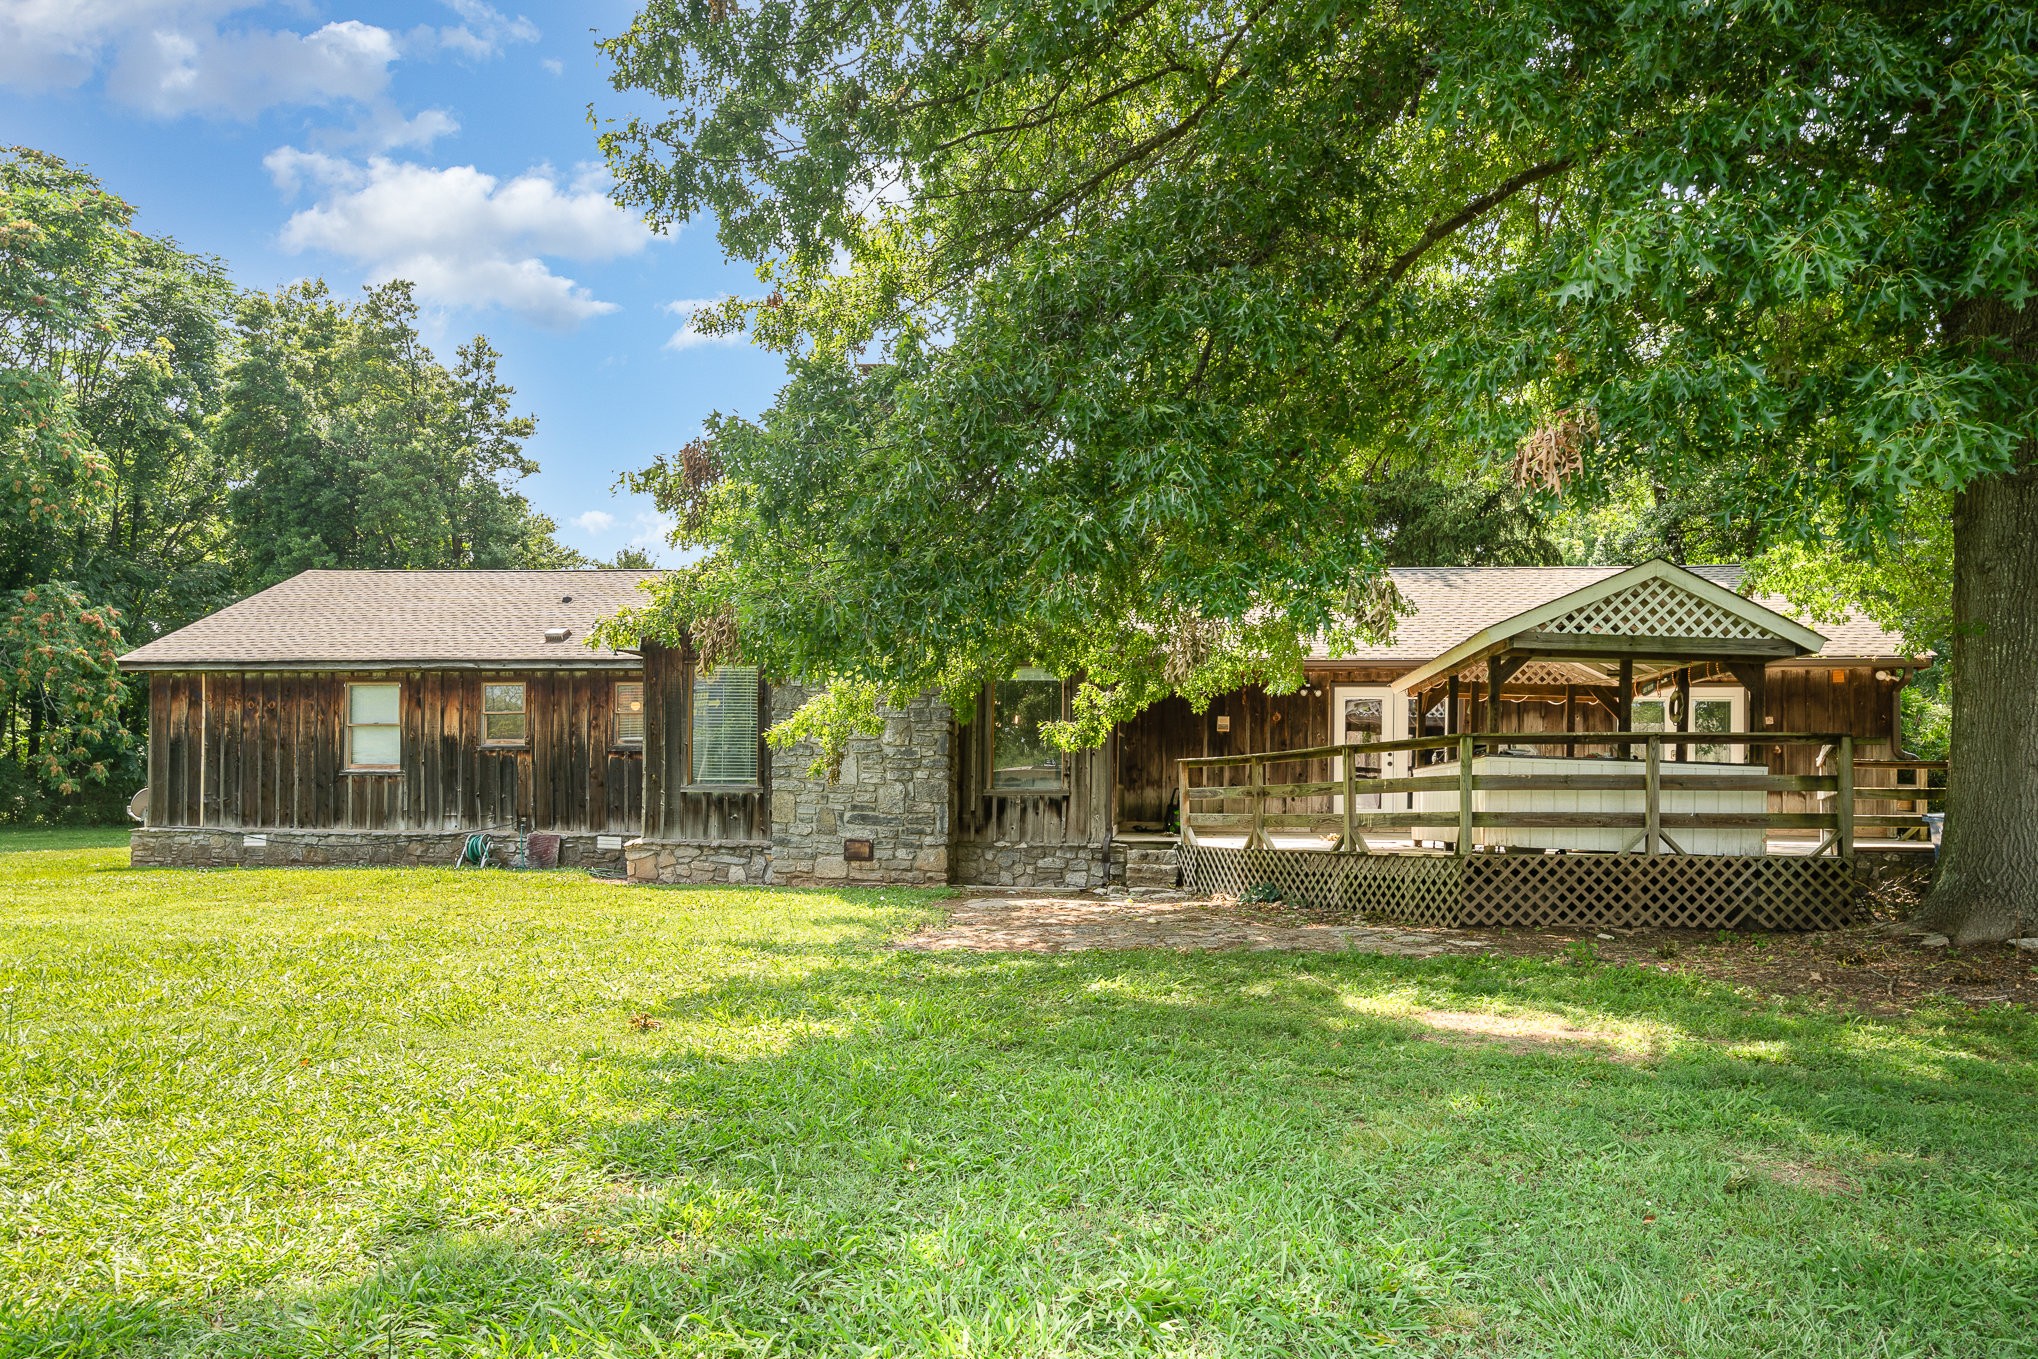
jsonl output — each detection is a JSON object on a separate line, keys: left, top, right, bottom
{"left": 1341, "top": 746, "right": 1357, "bottom": 853}
{"left": 1674, "top": 666, "right": 1692, "bottom": 763}
{"left": 1248, "top": 755, "right": 1266, "bottom": 849}
{"left": 1617, "top": 657, "right": 1634, "bottom": 748}
{"left": 1836, "top": 734, "right": 1855, "bottom": 859}
{"left": 1456, "top": 734, "right": 1474, "bottom": 855}
{"left": 1445, "top": 674, "right": 1461, "bottom": 741}
{"left": 1563, "top": 683, "right": 1576, "bottom": 734}
{"left": 1727, "top": 661, "right": 1768, "bottom": 767}
{"left": 1644, "top": 735, "right": 1662, "bottom": 856}
{"left": 1177, "top": 757, "right": 1192, "bottom": 849}
{"left": 1486, "top": 654, "right": 1522, "bottom": 735}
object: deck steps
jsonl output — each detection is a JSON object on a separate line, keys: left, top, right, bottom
{"left": 1112, "top": 840, "right": 1181, "bottom": 889}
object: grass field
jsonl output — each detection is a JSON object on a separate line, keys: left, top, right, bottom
{"left": 0, "top": 825, "right": 133, "bottom": 855}
{"left": 0, "top": 838, "right": 2032, "bottom": 1357}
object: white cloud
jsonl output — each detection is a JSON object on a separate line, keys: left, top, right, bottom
{"left": 0, "top": 1, "right": 531, "bottom": 139}
{"left": 408, "top": 0, "right": 539, "bottom": 61}
{"left": 274, "top": 156, "right": 653, "bottom": 328}
{"left": 108, "top": 19, "right": 399, "bottom": 118}
{"left": 571, "top": 509, "right": 617, "bottom": 534}
{"left": 541, "top": 57, "right": 564, "bottom": 76}
{"left": 664, "top": 296, "right": 747, "bottom": 351}
{"left": 0, "top": 0, "right": 230, "bottom": 92}
{"left": 629, "top": 511, "right": 678, "bottom": 549}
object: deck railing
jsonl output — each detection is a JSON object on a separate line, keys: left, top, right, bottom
{"left": 1178, "top": 731, "right": 1943, "bottom": 858}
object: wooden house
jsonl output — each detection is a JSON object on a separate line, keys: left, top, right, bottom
{"left": 120, "top": 562, "right": 1929, "bottom": 909}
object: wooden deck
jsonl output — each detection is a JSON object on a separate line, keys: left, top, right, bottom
{"left": 1175, "top": 732, "right": 1943, "bottom": 930}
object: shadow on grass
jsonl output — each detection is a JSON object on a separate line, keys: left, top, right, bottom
{"left": 8, "top": 945, "right": 2035, "bottom": 1358}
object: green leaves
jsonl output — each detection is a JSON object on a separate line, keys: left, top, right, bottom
{"left": 218, "top": 279, "right": 575, "bottom": 584}
{"left": 598, "top": 0, "right": 2029, "bottom": 751}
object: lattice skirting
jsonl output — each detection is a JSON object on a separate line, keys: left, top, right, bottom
{"left": 1179, "top": 844, "right": 1862, "bottom": 931}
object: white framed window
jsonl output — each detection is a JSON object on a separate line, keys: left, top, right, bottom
{"left": 989, "top": 668, "right": 1065, "bottom": 792}
{"left": 691, "top": 665, "right": 760, "bottom": 785}
{"left": 481, "top": 682, "right": 528, "bottom": 747}
{"left": 614, "top": 681, "right": 645, "bottom": 747}
{"left": 345, "top": 682, "right": 401, "bottom": 770}
{"left": 1632, "top": 685, "right": 1745, "bottom": 762}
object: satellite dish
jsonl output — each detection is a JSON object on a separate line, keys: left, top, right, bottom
{"left": 127, "top": 788, "right": 148, "bottom": 823}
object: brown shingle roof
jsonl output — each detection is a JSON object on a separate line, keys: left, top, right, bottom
{"left": 120, "top": 564, "right": 1917, "bottom": 672}
{"left": 118, "top": 570, "right": 670, "bottom": 669}
{"left": 1313, "top": 565, "right": 1914, "bottom": 663}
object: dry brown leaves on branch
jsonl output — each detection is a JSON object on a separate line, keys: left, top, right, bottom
{"left": 1513, "top": 407, "right": 1598, "bottom": 492}
{"left": 1160, "top": 615, "right": 1227, "bottom": 687}
{"left": 690, "top": 606, "right": 740, "bottom": 671}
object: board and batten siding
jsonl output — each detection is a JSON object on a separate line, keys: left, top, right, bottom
{"left": 951, "top": 679, "right": 1111, "bottom": 850}
{"left": 144, "top": 669, "right": 643, "bottom": 834}
{"left": 637, "top": 641, "right": 772, "bottom": 842}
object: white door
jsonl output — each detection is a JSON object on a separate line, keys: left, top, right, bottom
{"left": 1333, "top": 686, "right": 1401, "bottom": 812}
{"left": 1631, "top": 686, "right": 1746, "bottom": 762}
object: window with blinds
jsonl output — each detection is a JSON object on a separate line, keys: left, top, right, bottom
{"left": 614, "top": 681, "right": 645, "bottom": 746}
{"left": 691, "top": 665, "right": 759, "bottom": 784}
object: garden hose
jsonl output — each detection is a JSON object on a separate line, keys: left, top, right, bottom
{"left": 455, "top": 833, "right": 491, "bottom": 868}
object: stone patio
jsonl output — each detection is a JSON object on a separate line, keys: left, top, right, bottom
{"left": 898, "top": 892, "right": 1492, "bottom": 956}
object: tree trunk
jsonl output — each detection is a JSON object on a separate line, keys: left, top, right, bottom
{"left": 1916, "top": 456, "right": 2038, "bottom": 941}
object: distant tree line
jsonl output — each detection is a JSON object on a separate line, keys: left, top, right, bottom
{"left": 0, "top": 147, "right": 618, "bottom": 823}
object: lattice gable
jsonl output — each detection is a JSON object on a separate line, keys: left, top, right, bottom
{"left": 1537, "top": 576, "right": 1782, "bottom": 641}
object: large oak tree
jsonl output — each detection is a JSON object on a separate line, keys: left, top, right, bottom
{"left": 597, "top": 1, "right": 2035, "bottom": 938}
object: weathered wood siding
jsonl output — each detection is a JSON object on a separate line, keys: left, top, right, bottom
{"left": 952, "top": 681, "right": 1110, "bottom": 849}
{"left": 1763, "top": 664, "right": 1910, "bottom": 813}
{"left": 145, "top": 669, "right": 643, "bottom": 833}
{"left": 637, "top": 641, "right": 772, "bottom": 842}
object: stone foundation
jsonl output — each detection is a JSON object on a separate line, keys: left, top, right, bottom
{"left": 623, "top": 838, "right": 773, "bottom": 885}
{"left": 130, "top": 827, "right": 627, "bottom": 873}
{"left": 954, "top": 841, "right": 1111, "bottom": 890}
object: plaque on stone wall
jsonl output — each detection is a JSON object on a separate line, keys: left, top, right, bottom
{"left": 843, "top": 838, "right": 875, "bottom": 862}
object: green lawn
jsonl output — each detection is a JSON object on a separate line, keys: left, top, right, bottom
{"left": 0, "top": 843, "right": 2031, "bottom": 1357}
{"left": 0, "top": 825, "right": 133, "bottom": 855}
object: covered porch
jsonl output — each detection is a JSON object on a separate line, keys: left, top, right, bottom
{"left": 1169, "top": 564, "right": 1940, "bottom": 929}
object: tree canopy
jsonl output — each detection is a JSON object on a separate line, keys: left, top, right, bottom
{"left": 0, "top": 147, "right": 584, "bottom": 819}
{"left": 598, "top": 1, "right": 2032, "bottom": 932}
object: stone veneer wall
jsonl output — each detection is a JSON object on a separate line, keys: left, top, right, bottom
{"left": 952, "top": 841, "right": 1112, "bottom": 890}
{"left": 626, "top": 684, "right": 953, "bottom": 887}
{"left": 623, "top": 839, "right": 771, "bottom": 884}
{"left": 131, "top": 827, "right": 627, "bottom": 873}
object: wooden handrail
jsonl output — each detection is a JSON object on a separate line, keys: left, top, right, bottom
{"left": 1176, "top": 729, "right": 1903, "bottom": 859}
{"left": 1179, "top": 730, "right": 1860, "bottom": 768}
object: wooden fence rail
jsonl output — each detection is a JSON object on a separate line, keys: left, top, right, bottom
{"left": 1178, "top": 731, "right": 1939, "bottom": 859}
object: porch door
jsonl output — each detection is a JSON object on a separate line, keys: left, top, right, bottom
{"left": 1333, "top": 685, "right": 1400, "bottom": 812}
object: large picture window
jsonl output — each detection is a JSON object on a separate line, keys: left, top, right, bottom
{"left": 482, "top": 682, "right": 527, "bottom": 746}
{"left": 691, "top": 665, "right": 760, "bottom": 784}
{"left": 346, "top": 682, "right": 400, "bottom": 770}
{"left": 990, "top": 668, "right": 1065, "bottom": 791}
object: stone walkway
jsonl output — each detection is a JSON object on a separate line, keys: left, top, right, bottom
{"left": 898, "top": 893, "right": 1487, "bottom": 956}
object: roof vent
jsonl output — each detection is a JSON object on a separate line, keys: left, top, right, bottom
{"left": 560, "top": 594, "right": 573, "bottom": 603}
{"left": 544, "top": 626, "right": 572, "bottom": 643}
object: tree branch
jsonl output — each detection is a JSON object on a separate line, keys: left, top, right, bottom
{"left": 1381, "top": 156, "right": 1577, "bottom": 291}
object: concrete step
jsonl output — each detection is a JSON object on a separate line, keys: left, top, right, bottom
{"left": 1121, "top": 847, "right": 1179, "bottom": 865}
{"left": 1124, "top": 863, "right": 1181, "bottom": 888}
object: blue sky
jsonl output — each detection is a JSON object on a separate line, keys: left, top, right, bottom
{"left": 0, "top": 0, "right": 790, "bottom": 562}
